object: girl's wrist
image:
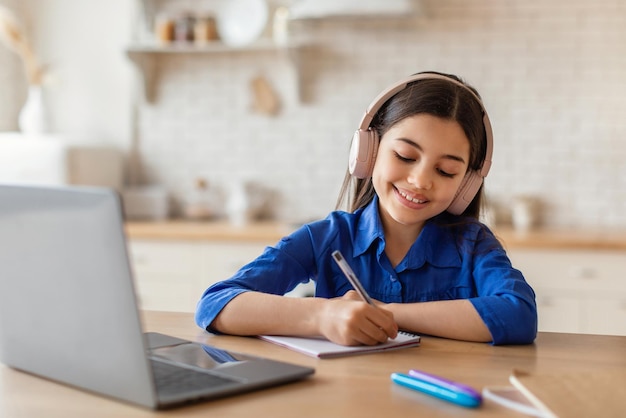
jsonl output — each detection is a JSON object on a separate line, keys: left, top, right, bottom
{"left": 300, "top": 296, "right": 328, "bottom": 336}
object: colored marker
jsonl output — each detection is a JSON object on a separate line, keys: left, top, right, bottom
{"left": 391, "top": 370, "right": 482, "bottom": 408}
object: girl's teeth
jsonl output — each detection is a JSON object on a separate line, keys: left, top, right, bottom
{"left": 400, "top": 191, "right": 425, "bottom": 204}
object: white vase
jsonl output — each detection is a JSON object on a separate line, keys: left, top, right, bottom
{"left": 18, "top": 85, "right": 49, "bottom": 134}
{"left": 226, "top": 181, "right": 252, "bottom": 226}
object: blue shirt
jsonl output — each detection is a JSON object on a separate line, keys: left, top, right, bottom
{"left": 195, "top": 197, "right": 537, "bottom": 345}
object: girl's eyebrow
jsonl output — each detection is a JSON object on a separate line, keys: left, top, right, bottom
{"left": 396, "top": 137, "right": 466, "bottom": 164}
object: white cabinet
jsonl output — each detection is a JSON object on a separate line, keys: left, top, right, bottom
{"left": 584, "top": 298, "right": 626, "bottom": 336}
{"left": 202, "top": 241, "right": 272, "bottom": 287}
{"left": 128, "top": 240, "right": 208, "bottom": 312}
{"left": 508, "top": 249, "right": 626, "bottom": 336}
{"left": 128, "top": 239, "right": 314, "bottom": 312}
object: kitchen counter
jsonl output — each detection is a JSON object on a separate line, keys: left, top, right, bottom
{"left": 125, "top": 220, "right": 626, "bottom": 250}
{"left": 125, "top": 220, "right": 296, "bottom": 243}
{"left": 494, "top": 227, "right": 626, "bottom": 251}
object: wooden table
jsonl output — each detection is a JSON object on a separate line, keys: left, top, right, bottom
{"left": 2, "top": 311, "right": 625, "bottom": 417}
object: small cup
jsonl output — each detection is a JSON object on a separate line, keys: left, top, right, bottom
{"left": 174, "top": 13, "right": 195, "bottom": 42}
{"left": 511, "top": 195, "right": 541, "bottom": 231}
{"left": 194, "top": 15, "right": 218, "bottom": 44}
{"left": 155, "top": 14, "right": 175, "bottom": 43}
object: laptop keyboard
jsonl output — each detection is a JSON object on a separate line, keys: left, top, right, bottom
{"left": 151, "top": 360, "right": 240, "bottom": 398}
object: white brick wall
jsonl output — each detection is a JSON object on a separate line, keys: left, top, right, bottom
{"left": 2, "top": 0, "right": 626, "bottom": 227}
{"left": 135, "top": 0, "right": 626, "bottom": 227}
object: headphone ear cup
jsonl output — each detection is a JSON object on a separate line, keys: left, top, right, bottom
{"left": 447, "top": 170, "right": 483, "bottom": 215}
{"left": 349, "top": 129, "right": 379, "bottom": 179}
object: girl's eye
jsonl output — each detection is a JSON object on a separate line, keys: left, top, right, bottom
{"left": 437, "top": 168, "right": 456, "bottom": 178}
{"left": 393, "top": 152, "right": 414, "bottom": 163}
{"left": 394, "top": 151, "right": 459, "bottom": 178}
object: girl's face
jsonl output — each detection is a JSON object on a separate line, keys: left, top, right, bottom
{"left": 372, "top": 114, "right": 470, "bottom": 231}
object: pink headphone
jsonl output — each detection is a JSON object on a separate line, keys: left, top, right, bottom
{"left": 348, "top": 73, "right": 493, "bottom": 215}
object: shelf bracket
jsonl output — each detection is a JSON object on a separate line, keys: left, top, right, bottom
{"left": 126, "top": 50, "right": 157, "bottom": 103}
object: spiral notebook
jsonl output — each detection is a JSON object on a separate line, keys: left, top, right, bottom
{"left": 259, "top": 332, "right": 420, "bottom": 358}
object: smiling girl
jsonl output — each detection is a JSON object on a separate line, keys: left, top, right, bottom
{"left": 195, "top": 72, "right": 537, "bottom": 346}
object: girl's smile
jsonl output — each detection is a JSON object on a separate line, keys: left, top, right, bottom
{"left": 397, "top": 188, "right": 428, "bottom": 206}
{"left": 372, "top": 113, "right": 470, "bottom": 235}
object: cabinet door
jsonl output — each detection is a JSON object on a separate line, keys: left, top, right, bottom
{"left": 583, "top": 298, "right": 626, "bottom": 336}
{"left": 509, "top": 249, "right": 626, "bottom": 292}
{"left": 128, "top": 240, "right": 205, "bottom": 312}
{"left": 508, "top": 249, "right": 626, "bottom": 335}
{"left": 200, "top": 242, "right": 315, "bottom": 297}
{"left": 534, "top": 292, "right": 582, "bottom": 333}
{"left": 202, "top": 242, "right": 268, "bottom": 285}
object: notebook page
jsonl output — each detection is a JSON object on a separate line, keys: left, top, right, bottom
{"left": 259, "top": 331, "right": 420, "bottom": 358}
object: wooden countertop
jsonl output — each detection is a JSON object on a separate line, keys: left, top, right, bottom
{"left": 493, "top": 227, "right": 626, "bottom": 251}
{"left": 125, "top": 220, "right": 626, "bottom": 250}
{"left": 125, "top": 220, "right": 297, "bottom": 243}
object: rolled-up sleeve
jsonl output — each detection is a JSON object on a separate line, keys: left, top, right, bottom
{"left": 467, "top": 230, "right": 538, "bottom": 345}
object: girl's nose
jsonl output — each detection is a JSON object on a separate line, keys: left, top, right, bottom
{"left": 407, "top": 165, "right": 433, "bottom": 190}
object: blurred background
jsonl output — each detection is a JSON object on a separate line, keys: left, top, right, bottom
{"left": 1, "top": 0, "right": 625, "bottom": 334}
{"left": 1, "top": 0, "right": 625, "bottom": 226}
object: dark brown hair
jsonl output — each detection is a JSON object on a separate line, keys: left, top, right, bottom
{"left": 336, "top": 71, "right": 488, "bottom": 220}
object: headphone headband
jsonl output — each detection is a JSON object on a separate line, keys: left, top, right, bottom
{"left": 350, "top": 73, "right": 494, "bottom": 215}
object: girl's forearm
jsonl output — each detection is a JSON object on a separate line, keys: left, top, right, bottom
{"left": 210, "top": 291, "right": 326, "bottom": 336}
{"left": 386, "top": 299, "right": 492, "bottom": 343}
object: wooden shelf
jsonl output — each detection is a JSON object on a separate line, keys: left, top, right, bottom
{"left": 126, "top": 39, "right": 299, "bottom": 54}
{"left": 125, "top": 39, "right": 305, "bottom": 103}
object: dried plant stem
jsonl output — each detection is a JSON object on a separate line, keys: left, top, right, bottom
{"left": 0, "top": 5, "right": 44, "bottom": 85}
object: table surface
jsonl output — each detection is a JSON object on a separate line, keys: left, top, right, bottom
{"left": 2, "top": 311, "right": 626, "bottom": 417}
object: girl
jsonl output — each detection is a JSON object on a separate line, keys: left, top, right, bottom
{"left": 195, "top": 71, "right": 537, "bottom": 346}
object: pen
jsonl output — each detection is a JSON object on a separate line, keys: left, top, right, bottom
{"left": 331, "top": 250, "right": 375, "bottom": 306}
{"left": 391, "top": 370, "right": 482, "bottom": 408}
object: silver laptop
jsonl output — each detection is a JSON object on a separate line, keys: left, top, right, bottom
{"left": 0, "top": 184, "right": 314, "bottom": 409}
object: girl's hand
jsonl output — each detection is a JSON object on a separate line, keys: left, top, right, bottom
{"left": 316, "top": 295, "right": 398, "bottom": 346}
{"left": 341, "top": 290, "right": 387, "bottom": 307}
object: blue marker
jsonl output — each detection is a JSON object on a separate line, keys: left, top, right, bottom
{"left": 391, "top": 370, "right": 482, "bottom": 408}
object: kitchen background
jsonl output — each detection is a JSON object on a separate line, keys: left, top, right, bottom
{"left": 1, "top": 0, "right": 626, "bottom": 227}
{"left": 2, "top": 0, "right": 625, "bottom": 335}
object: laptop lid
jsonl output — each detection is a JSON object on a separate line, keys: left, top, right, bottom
{"left": 0, "top": 184, "right": 159, "bottom": 407}
{"left": 0, "top": 184, "right": 313, "bottom": 409}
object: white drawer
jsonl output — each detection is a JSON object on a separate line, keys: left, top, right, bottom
{"left": 535, "top": 291, "right": 582, "bottom": 333}
{"left": 203, "top": 242, "right": 269, "bottom": 283}
{"left": 134, "top": 279, "right": 197, "bottom": 312}
{"left": 583, "top": 297, "right": 626, "bottom": 336}
{"left": 509, "top": 249, "right": 626, "bottom": 293}
{"left": 129, "top": 240, "right": 204, "bottom": 276}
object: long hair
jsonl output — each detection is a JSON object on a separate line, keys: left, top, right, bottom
{"left": 336, "top": 71, "right": 488, "bottom": 220}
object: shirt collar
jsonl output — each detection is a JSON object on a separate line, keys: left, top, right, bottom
{"left": 353, "top": 196, "right": 461, "bottom": 269}
{"left": 353, "top": 196, "right": 384, "bottom": 257}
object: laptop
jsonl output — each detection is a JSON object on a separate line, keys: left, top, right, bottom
{"left": 0, "top": 184, "right": 314, "bottom": 409}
